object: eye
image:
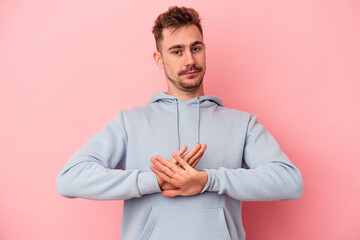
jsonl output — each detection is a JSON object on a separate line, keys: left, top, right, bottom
{"left": 172, "top": 50, "right": 182, "bottom": 55}
{"left": 192, "top": 46, "right": 202, "bottom": 52}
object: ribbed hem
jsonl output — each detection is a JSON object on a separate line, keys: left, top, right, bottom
{"left": 137, "top": 172, "right": 162, "bottom": 195}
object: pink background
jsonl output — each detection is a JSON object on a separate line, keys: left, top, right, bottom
{"left": 1, "top": 0, "right": 359, "bottom": 239}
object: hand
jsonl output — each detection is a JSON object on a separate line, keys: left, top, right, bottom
{"left": 152, "top": 143, "right": 207, "bottom": 191}
{"left": 156, "top": 145, "right": 187, "bottom": 191}
{"left": 150, "top": 146, "right": 208, "bottom": 197}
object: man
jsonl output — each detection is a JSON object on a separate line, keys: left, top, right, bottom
{"left": 57, "top": 6, "right": 303, "bottom": 240}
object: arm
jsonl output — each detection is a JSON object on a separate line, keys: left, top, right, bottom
{"left": 56, "top": 111, "right": 160, "bottom": 200}
{"left": 202, "top": 115, "right": 304, "bottom": 201}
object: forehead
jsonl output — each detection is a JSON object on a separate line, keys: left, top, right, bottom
{"left": 161, "top": 25, "right": 203, "bottom": 50}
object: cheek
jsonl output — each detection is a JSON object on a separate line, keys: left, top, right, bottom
{"left": 202, "top": 53, "right": 207, "bottom": 62}
{"left": 196, "top": 54, "right": 206, "bottom": 65}
{"left": 164, "top": 60, "right": 180, "bottom": 74}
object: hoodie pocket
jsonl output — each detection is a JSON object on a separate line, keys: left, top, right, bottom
{"left": 139, "top": 206, "right": 231, "bottom": 240}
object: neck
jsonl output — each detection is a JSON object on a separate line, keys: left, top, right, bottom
{"left": 167, "top": 85, "right": 204, "bottom": 101}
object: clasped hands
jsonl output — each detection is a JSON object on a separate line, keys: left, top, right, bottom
{"left": 150, "top": 143, "right": 208, "bottom": 197}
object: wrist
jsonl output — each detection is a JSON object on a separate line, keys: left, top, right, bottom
{"left": 199, "top": 171, "right": 208, "bottom": 188}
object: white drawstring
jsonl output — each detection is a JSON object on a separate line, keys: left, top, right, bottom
{"left": 175, "top": 98, "right": 180, "bottom": 151}
{"left": 197, "top": 97, "right": 200, "bottom": 144}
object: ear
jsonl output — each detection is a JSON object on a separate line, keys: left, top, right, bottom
{"left": 153, "top": 51, "right": 164, "bottom": 69}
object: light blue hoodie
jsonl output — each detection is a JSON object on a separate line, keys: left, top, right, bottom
{"left": 57, "top": 92, "right": 303, "bottom": 240}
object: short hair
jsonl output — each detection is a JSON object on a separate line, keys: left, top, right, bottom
{"left": 152, "top": 6, "right": 203, "bottom": 51}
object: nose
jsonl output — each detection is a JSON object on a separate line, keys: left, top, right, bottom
{"left": 184, "top": 50, "right": 195, "bottom": 67}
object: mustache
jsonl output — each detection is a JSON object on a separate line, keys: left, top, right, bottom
{"left": 178, "top": 65, "right": 203, "bottom": 76}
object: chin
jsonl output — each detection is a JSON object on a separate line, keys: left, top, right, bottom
{"left": 180, "top": 79, "right": 203, "bottom": 92}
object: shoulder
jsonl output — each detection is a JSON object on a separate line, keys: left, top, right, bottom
{"left": 215, "top": 105, "right": 256, "bottom": 122}
{"left": 114, "top": 103, "right": 159, "bottom": 125}
{"left": 121, "top": 103, "right": 154, "bottom": 117}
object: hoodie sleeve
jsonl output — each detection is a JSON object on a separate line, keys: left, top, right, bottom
{"left": 202, "top": 115, "right": 303, "bottom": 201}
{"left": 56, "top": 111, "right": 161, "bottom": 200}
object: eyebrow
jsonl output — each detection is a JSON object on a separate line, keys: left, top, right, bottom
{"left": 190, "top": 41, "right": 204, "bottom": 47}
{"left": 167, "top": 41, "right": 204, "bottom": 51}
{"left": 168, "top": 44, "right": 184, "bottom": 51}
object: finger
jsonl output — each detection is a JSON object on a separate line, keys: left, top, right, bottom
{"left": 178, "top": 145, "right": 188, "bottom": 157}
{"left": 182, "top": 143, "right": 201, "bottom": 161}
{"left": 162, "top": 189, "right": 183, "bottom": 197}
{"left": 188, "top": 144, "right": 207, "bottom": 166}
{"left": 190, "top": 156, "right": 202, "bottom": 168}
{"left": 151, "top": 157, "right": 176, "bottom": 178}
{"left": 170, "top": 145, "right": 188, "bottom": 164}
{"left": 150, "top": 165, "right": 173, "bottom": 184}
{"left": 189, "top": 154, "right": 202, "bottom": 168}
{"left": 155, "top": 155, "right": 182, "bottom": 173}
{"left": 171, "top": 152, "right": 192, "bottom": 171}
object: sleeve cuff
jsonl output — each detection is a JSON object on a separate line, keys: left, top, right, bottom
{"left": 137, "top": 171, "right": 162, "bottom": 196}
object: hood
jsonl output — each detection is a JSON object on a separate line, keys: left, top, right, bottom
{"left": 149, "top": 92, "right": 223, "bottom": 151}
{"left": 150, "top": 92, "right": 223, "bottom": 107}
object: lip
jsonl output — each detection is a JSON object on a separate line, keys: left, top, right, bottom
{"left": 183, "top": 71, "right": 198, "bottom": 75}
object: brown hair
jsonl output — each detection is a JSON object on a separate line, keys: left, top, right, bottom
{"left": 152, "top": 6, "right": 203, "bottom": 51}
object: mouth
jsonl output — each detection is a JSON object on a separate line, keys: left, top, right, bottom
{"left": 183, "top": 71, "right": 198, "bottom": 75}
{"left": 178, "top": 65, "right": 203, "bottom": 76}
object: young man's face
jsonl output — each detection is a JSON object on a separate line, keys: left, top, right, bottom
{"left": 154, "top": 24, "right": 206, "bottom": 93}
